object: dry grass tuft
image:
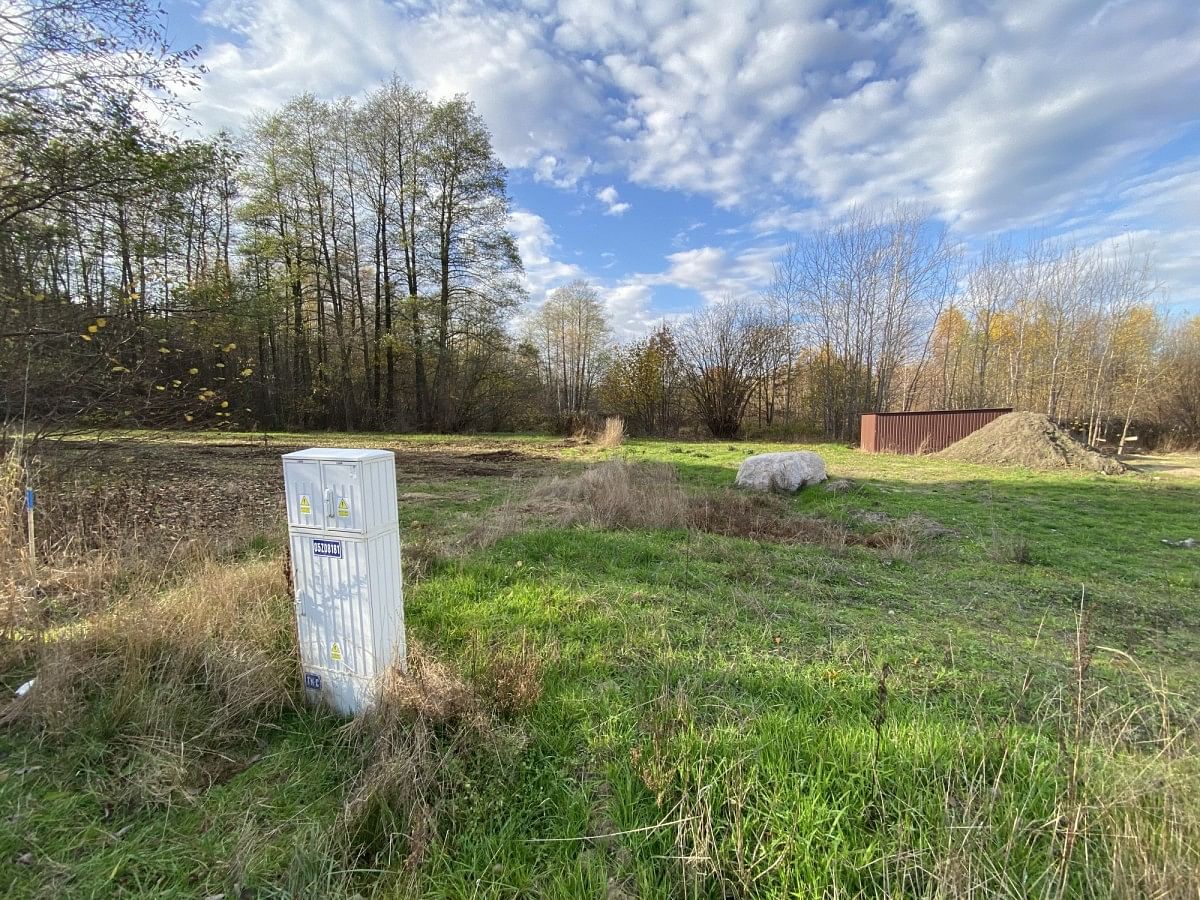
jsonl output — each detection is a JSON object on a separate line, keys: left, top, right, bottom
{"left": 595, "top": 416, "right": 626, "bottom": 449}
{"left": 474, "top": 633, "right": 548, "bottom": 717}
{"left": 687, "top": 488, "right": 845, "bottom": 545}
{"left": 3, "top": 556, "right": 293, "bottom": 806}
{"left": 531, "top": 459, "right": 689, "bottom": 530}
{"left": 335, "top": 643, "right": 519, "bottom": 870}
{"left": 401, "top": 536, "right": 451, "bottom": 585}
{"left": 337, "top": 711, "right": 444, "bottom": 870}
{"left": 368, "top": 644, "right": 489, "bottom": 732}
{"left": 987, "top": 526, "right": 1034, "bottom": 564}
{"left": 472, "top": 461, "right": 948, "bottom": 559}
{"left": 2, "top": 446, "right": 266, "bottom": 673}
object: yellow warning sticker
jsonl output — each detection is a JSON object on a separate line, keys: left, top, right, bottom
{"left": 336, "top": 498, "right": 350, "bottom": 518}
{"left": 299, "top": 495, "right": 311, "bottom": 516}
{"left": 330, "top": 642, "right": 343, "bottom": 662}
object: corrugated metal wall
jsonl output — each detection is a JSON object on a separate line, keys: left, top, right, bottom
{"left": 860, "top": 408, "right": 1012, "bottom": 454}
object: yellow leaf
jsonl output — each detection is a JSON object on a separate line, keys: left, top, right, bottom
{"left": 188, "top": 368, "right": 199, "bottom": 375}
{"left": 96, "top": 318, "right": 107, "bottom": 327}
{"left": 158, "top": 347, "right": 171, "bottom": 354}
{"left": 240, "top": 368, "right": 253, "bottom": 377}
{"left": 220, "top": 400, "right": 229, "bottom": 408}
{"left": 223, "top": 343, "right": 237, "bottom": 352}
{"left": 155, "top": 385, "right": 165, "bottom": 391}
{"left": 215, "top": 362, "right": 225, "bottom": 368}
{"left": 184, "top": 414, "right": 193, "bottom": 422}
{"left": 80, "top": 334, "right": 92, "bottom": 342}
{"left": 111, "top": 365, "right": 127, "bottom": 373}
{"left": 87, "top": 324, "right": 98, "bottom": 334}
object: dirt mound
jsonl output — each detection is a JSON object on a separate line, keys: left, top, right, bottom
{"left": 938, "top": 412, "right": 1126, "bottom": 474}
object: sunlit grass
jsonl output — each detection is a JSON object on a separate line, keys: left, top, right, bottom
{"left": 2, "top": 434, "right": 1197, "bottom": 897}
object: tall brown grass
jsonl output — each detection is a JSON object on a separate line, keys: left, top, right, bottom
{"left": 1, "top": 444, "right": 275, "bottom": 672}
{"left": 3, "top": 555, "right": 295, "bottom": 805}
{"left": 470, "top": 459, "right": 940, "bottom": 555}
{"left": 595, "top": 415, "right": 626, "bottom": 449}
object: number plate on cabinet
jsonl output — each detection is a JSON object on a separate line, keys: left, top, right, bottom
{"left": 313, "top": 539, "right": 343, "bottom": 558}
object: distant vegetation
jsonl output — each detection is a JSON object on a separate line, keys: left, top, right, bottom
{"left": 2, "top": 1, "right": 1199, "bottom": 448}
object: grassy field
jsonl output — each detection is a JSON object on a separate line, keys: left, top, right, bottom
{"left": 1, "top": 432, "right": 1198, "bottom": 898}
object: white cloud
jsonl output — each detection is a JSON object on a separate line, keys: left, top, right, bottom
{"left": 188, "top": 0, "right": 1200, "bottom": 231}
{"left": 603, "top": 282, "right": 663, "bottom": 342}
{"left": 1060, "top": 160, "right": 1200, "bottom": 308}
{"left": 596, "top": 185, "right": 631, "bottom": 216}
{"left": 186, "top": 0, "right": 603, "bottom": 175}
{"left": 507, "top": 208, "right": 586, "bottom": 302}
{"left": 181, "top": 0, "right": 1200, "bottom": 306}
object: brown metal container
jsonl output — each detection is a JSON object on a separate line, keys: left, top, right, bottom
{"left": 860, "top": 408, "right": 1012, "bottom": 454}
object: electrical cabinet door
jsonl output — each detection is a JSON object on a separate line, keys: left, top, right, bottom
{"left": 320, "top": 460, "right": 365, "bottom": 533}
{"left": 283, "top": 457, "right": 323, "bottom": 530}
{"left": 291, "top": 533, "right": 377, "bottom": 678}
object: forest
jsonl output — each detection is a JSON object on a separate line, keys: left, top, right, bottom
{"left": 2, "top": 1, "right": 1198, "bottom": 447}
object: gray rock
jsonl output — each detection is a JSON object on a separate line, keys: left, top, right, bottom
{"left": 736, "top": 451, "right": 827, "bottom": 492}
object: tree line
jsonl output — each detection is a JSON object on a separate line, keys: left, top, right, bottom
{"left": 2, "top": 1, "right": 1197, "bottom": 448}
{"left": 2, "top": 79, "right": 529, "bottom": 434}
{"left": 532, "top": 212, "right": 1198, "bottom": 449}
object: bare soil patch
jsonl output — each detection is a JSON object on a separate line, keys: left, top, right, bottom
{"left": 938, "top": 412, "right": 1126, "bottom": 474}
{"left": 34, "top": 437, "right": 561, "bottom": 541}
{"left": 1123, "top": 453, "right": 1200, "bottom": 480}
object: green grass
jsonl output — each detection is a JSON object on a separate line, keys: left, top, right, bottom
{"left": 2, "top": 436, "right": 1198, "bottom": 897}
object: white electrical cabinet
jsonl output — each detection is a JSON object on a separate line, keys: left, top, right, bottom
{"left": 282, "top": 448, "right": 404, "bottom": 715}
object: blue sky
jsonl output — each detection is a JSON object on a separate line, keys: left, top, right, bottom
{"left": 162, "top": 0, "right": 1200, "bottom": 339}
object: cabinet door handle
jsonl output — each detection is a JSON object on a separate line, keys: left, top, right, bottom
{"left": 324, "top": 487, "right": 334, "bottom": 518}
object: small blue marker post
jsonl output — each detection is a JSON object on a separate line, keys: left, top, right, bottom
{"left": 25, "top": 486, "right": 36, "bottom": 579}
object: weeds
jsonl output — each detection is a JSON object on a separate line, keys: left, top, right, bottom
{"left": 335, "top": 649, "right": 487, "bottom": 870}
{"left": 989, "top": 524, "right": 1034, "bottom": 564}
{"left": 595, "top": 416, "right": 627, "bottom": 450}
{"left": 473, "top": 632, "right": 547, "bottom": 717}
{"left": 3, "top": 555, "right": 294, "bottom": 806}
{"left": 473, "top": 460, "right": 948, "bottom": 559}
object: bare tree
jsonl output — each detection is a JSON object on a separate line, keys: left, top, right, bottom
{"left": 783, "top": 204, "right": 957, "bottom": 438}
{"left": 526, "top": 280, "right": 610, "bottom": 429}
{"left": 676, "top": 299, "right": 770, "bottom": 438}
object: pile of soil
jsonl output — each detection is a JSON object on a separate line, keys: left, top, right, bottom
{"left": 938, "top": 412, "right": 1126, "bottom": 474}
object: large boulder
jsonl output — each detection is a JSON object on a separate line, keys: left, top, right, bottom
{"left": 735, "top": 451, "right": 827, "bottom": 492}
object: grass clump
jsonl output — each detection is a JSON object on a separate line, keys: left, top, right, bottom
{"left": 3, "top": 556, "right": 295, "bottom": 807}
{"left": 477, "top": 460, "right": 950, "bottom": 558}
{"left": 595, "top": 416, "right": 627, "bottom": 450}
{"left": 988, "top": 525, "right": 1034, "bottom": 564}
{"left": 333, "top": 647, "right": 491, "bottom": 871}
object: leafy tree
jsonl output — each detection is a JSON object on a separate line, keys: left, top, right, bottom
{"left": 600, "top": 326, "right": 684, "bottom": 436}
